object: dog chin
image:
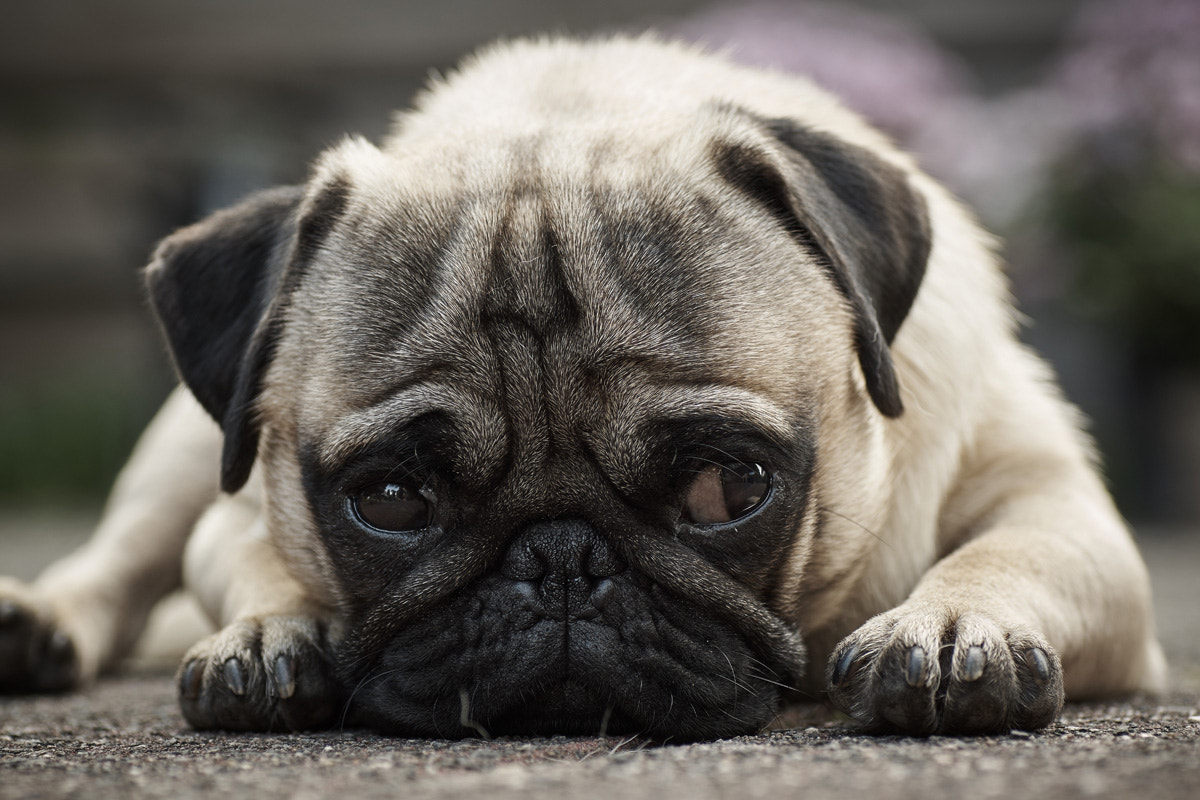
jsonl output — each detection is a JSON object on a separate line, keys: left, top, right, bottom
{"left": 362, "top": 680, "right": 641, "bottom": 738}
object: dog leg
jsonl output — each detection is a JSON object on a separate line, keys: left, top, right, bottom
{"left": 826, "top": 373, "right": 1167, "bottom": 734}
{"left": 174, "top": 486, "right": 342, "bottom": 731}
{"left": 0, "top": 387, "right": 220, "bottom": 692}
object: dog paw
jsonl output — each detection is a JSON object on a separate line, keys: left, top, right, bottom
{"left": 177, "top": 616, "right": 342, "bottom": 731}
{"left": 826, "top": 607, "right": 1064, "bottom": 734}
{"left": 0, "top": 578, "right": 80, "bottom": 692}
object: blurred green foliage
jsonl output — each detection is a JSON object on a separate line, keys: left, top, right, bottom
{"left": 1051, "top": 152, "right": 1200, "bottom": 371}
{"left": 0, "top": 361, "right": 162, "bottom": 509}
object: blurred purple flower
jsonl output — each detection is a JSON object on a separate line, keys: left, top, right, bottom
{"left": 671, "top": 0, "right": 1200, "bottom": 226}
{"left": 668, "top": 1, "right": 970, "bottom": 142}
{"left": 1055, "top": 0, "right": 1200, "bottom": 172}
{"left": 669, "top": 1, "right": 1049, "bottom": 223}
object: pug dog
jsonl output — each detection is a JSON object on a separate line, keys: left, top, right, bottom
{"left": 0, "top": 36, "right": 1166, "bottom": 739}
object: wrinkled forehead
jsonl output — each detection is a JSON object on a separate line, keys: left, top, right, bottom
{"left": 270, "top": 128, "right": 839, "bottom": 465}
{"left": 308, "top": 170, "right": 731, "bottom": 358}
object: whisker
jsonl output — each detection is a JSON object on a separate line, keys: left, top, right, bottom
{"left": 717, "top": 649, "right": 756, "bottom": 694}
{"left": 598, "top": 703, "right": 614, "bottom": 738}
{"left": 383, "top": 448, "right": 426, "bottom": 482}
{"left": 744, "top": 669, "right": 794, "bottom": 692}
{"left": 818, "top": 505, "right": 892, "bottom": 549}
{"left": 339, "top": 663, "right": 401, "bottom": 730}
{"left": 690, "top": 455, "right": 732, "bottom": 470}
{"left": 693, "top": 443, "right": 751, "bottom": 469}
{"left": 608, "top": 733, "right": 643, "bottom": 754}
{"left": 459, "top": 687, "right": 491, "bottom": 739}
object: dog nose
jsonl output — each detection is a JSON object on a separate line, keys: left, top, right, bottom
{"left": 500, "top": 518, "right": 624, "bottom": 619}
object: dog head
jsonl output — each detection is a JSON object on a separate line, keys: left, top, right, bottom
{"left": 145, "top": 38, "right": 930, "bottom": 739}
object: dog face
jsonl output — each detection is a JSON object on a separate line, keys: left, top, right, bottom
{"left": 145, "top": 40, "right": 930, "bottom": 739}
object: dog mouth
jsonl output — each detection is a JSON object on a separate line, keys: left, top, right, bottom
{"left": 332, "top": 518, "right": 804, "bottom": 740}
{"left": 339, "top": 580, "right": 792, "bottom": 741}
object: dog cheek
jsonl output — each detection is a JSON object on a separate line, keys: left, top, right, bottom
{"left": 261, "top": 436, "right": 347, "bottom": 611}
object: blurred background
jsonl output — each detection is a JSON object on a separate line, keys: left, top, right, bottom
{"left": 2, "top": 0, "right": 1198, "bottom": 530}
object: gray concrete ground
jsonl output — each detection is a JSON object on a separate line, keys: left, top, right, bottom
{"left": 2, "top": 521, "right": 1198, "bottom": 800}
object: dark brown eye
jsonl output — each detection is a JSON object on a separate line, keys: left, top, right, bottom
{"left": 680, "top": 461, "right": 771, "bottom": 526}
{"left": 350, "top": 480, "right": 433, "bottom": 533}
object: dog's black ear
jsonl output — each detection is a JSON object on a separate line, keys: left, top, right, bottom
{"left": 715, "top": 117, "right": 932, "bottom": 417}
{"left": 145, "top": 185, "right": 305, "bottom": 493}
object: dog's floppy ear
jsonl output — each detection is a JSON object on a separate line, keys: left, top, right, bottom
{"left": 145, "top": 185, "right": 306, "bottom": 493}
{"left": 715, "top": 115, "right": 932, "bottom": 417}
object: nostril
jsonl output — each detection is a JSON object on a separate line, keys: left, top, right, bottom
{"left": 590, "top": 578, "right": 616, "bottom": 611}
{"left": 503, "top": 519, "right": 625, "bottom": 579}
{"left": 512, "top": 581, "right": 539, "bottom": 606}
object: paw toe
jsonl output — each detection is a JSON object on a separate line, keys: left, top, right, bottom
{"left": 0, "top": 589, "right": 80, "bottom": 693}
{"left": 1010, "top": 643, "right": 1064, "bottom": 730}
{"left": 827, "top": 612, "right": 1066, "bottom": 735}
{"left": 177, "top": 618, "right": 341, "bottom": 732}
{"left": 873, "top": 641, "right": 943, "bottom": 734}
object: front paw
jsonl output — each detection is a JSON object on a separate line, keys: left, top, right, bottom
{"left": 177, "top": 615, "right": 342, "bottom": 731}
{"left": 826, "top": 608, "right": 1064, "bottom": 734}
{"left": 0, "top": 578, "right": 80, "bottom": 692}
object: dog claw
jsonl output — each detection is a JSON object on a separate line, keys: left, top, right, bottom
{"left": 181, "top": 661, "right": 203, "bottom": 701}
{"left": 905, "top": 646, "right": 927, "bottom": 687}
{"left": 963, "top": 646, "right": 986, "bottom": 681}
{"left": 178, "top": 617, "right": 341, "bottom": 731}
{"left": 47, "top": 630, "right": 72, "bottom": 658}
{"left": 1025, "top": 647, "right": 1051, "bottom": 684}
{"left": 273, "top": 655, "right": 296, "bottom": 700}
{"left": 831, "top": 643, "right": 859, "bottom": 687}
{"left": 829, "top": 615, "right": 1064, "bottom": 734}
{"left": 223, "top": 658, "right": 247, "bottom": 696}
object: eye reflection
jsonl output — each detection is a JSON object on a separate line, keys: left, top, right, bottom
{"left": 680, "top": 461, "right": 771, "bottom": 526}
{"left": 350, "top": 480, "right": 432, "bottom": 533}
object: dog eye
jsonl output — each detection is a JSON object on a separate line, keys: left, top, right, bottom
{"left": 349, "top": 480, "right": 433, "bottom": 533}
{"left": 680, "top": 462, "right": 771, "bottom": 526}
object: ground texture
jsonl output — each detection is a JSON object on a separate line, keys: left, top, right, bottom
{"left": 2, "top": 528, "right": 1198, "bottom": 800}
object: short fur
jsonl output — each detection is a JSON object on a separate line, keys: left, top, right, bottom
{"left": 0, "top": 36, "right": 1165, "bottom": 738}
